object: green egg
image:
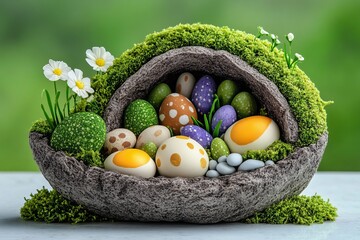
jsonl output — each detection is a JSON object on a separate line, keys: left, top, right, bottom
{"left": 210, "top": 138, "right": 230, "bottom": 160}
{"left": 124, "top": 99, "right": 159, "bottom": 136}
{"left": 217, "top": 80, "right": 239, "bottom": 105}
{"left": 50, "top": 112, "right": 106, "bottom": 154}
{"left": 147, "top": 83, "right": 172, "bottom": 110}
{"left": 141, "top": 142, "right": 158, "bottom": 159}
{"left": 231, "top": 92, "right": 258, "bottom": 119}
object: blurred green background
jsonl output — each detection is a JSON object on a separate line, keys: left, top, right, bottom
{"left": 0, "top": 0, "right": 359, "bottom": 171}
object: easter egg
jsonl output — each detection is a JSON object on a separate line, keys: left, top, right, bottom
{"left": 104, "top": 128, "right": 136, "bottom": 155}
{"left": 159, "top": 93, "right": 197, "bottom": 134}
{"left": 191, "top": 75, "right": 216, "bottom": 115}
{"left": 210, "top": 138, "right": 230, "bottom": 160}
{"left": 156, "top": 136, "right": 209, "bottom": 178}
{"left": 211, "top": 105, "right": 237, "bottom": 136}
{"left": 124, "top": 99, "right": 158, "bottom": 136}
{"left": 136, "top": 125, "right": 171, "bottom": 148}
{"left": 51, "top": 112, "right": 106, "bottom": 154}
{"left": 140, "top": 142, "right": 158, "bottom": 159}
{"left": 217, "top": 80, "right": 239, "bottom": 105}
{"left": 180, "top": 125, "right": 213, "bottom": 148}
{"left": 104, "top": 149, "right": 156, "bottom": 178}
{"left": 147, "top": 83, "right": 172, "bottom": 111}
{"left": 231, "top": 92, "right": 258, "bottom": 119}
{"left": 175, "top": 72, "right": 196, "bottom": 98}
{"left": 224, "top": 116, "right": 280, "bottom": 154}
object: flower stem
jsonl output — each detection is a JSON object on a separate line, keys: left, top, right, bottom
{"left": 73, "top": 95, "right": 77, "bottom": 112}
{"left": 44, "top": 89, "right": 56, "bottom": 126}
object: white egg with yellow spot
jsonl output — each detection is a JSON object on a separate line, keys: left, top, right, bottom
{"left": 224, "top": 116, "right": 280, "bottom": 154}
{"left": 156, "top": 136, "right": 209, "bottom": 178}
{"left": 104, "top": 149, "right": 156, "bottom": 178}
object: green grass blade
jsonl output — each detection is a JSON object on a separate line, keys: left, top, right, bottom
{"left": 212, "top": 120, "right": 222, "bottom": 138}
{"left": 44, "top": 89, "right": 56, "bottom": 125}
{"left": 191, "top": 116, "right": 204, "bottom": 127}
{"left": 55, "top": 91, "right": 64, "bottom": 121}
{"left": 204, "top": 114, "right": 210, "bottom": 132}
{"left": 41, "top": 104, "right": 54, "bottom": 130}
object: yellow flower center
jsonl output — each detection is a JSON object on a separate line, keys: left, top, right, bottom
{"left": 95, "top": 58, "right": 105, "bottom": 67}
{"left": 53, "top": 68, "right": 62, "bottom": 76}
{"left": 75, "top": 80, "right": 84, "bottom": 89}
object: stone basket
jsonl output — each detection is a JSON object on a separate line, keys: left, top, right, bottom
{"left": 29, "top": 24, "right": 328, "bottom": 224}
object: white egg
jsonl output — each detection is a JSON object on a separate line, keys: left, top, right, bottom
{"left": 224, "top": 116, "right": 280, "bottom": 154}
{"left": 156, "top": 136, "right": 209, "bottom": 178}
{"left": 135, "top": 125, "right": 171, "bottom": 148}
{"left": 175, "top": 72, "right": 196, "bottom": 98}
{"left": 104, "top": 149, "right": 156, "bottom": 178}
{"left": 104, "top": 128, "right": 136, "bottom": 155}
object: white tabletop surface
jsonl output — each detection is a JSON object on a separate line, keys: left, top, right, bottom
{"left": 0, "top": 172, "right": 359, "bottom": 240}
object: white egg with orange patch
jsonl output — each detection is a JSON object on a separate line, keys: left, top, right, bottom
{"left": 224, "top": 116, "right": 280, "bottom": 154}
{"left": 156, "top": 136, "right": 209, "bottom": 178}
{"left": 104, "top": 149, "right": 156, "bottom": 178}
{"left": 175, "top": 72, "right": 196, "bottom": 98}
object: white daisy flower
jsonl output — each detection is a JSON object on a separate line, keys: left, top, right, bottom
{"left": 287, "top": 33, "right": 294, "bottom": 42}
{"left": 258, "top": 26, "right": 269, "bottom": 36}
{"left": 295, "top": 53, "right": 304, "bottom": 61}
{"left": 85, "top": 47, "right": 114, "bottom": 72}
{"left": 276, "top": 39, "right": 281, "bottom": 45}
{"left": 67, "top": 69, "right": 94, "bottom": 98}
{"left": 270, "top": 34, "right": 276, "bottom": 40}
{"left": 43, "top": 59, "right": 71, "bottom": 81}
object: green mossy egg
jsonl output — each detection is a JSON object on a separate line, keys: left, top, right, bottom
{"left": 124, "top": 99, "right": 159, "bottom": 136}
{"left": 211, "top": 137, "right": 230, "bottom": 160}
{"left": 231, "top": 92, "right": 258, "bottom": 119}
{"left": 140, "top": 142, "right": 158, "bottom": 159}
{"left": 50, "top": 112, "right": 106, "bottom": 154}
{"left": 217, "top": 80, "right": 239, "bottom": 105}
{"left": 147, "top": 83, "right": 172, "bottom": 111}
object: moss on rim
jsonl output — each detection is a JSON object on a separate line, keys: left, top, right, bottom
{"left": 85, "top": 23, "right": 328, "bottom": 147}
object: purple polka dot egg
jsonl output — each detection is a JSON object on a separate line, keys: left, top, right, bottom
{"left": 180, "top": 125, "right": 213, "bottom": 148}
{"left": 191, "top": 75, "right": 216, "bottom": 115}
{"left": 211, "top": 105, "right": 237, "bottom": 136}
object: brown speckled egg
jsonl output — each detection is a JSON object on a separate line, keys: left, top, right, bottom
{"left": 159, "top": 93, "right": 198, "bottom": 134}
{"left": 104, "top": 128, "right": 136, "bottom": 155}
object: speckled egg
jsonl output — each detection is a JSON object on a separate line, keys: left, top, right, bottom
{"left": 175, "top": 72, "right": 196, "bottom": 98}
{"left": 104, "top": 128, "right": 136, "bottom": 155}
{"left": 159, "top": 93, "right": 198, "bottom": 134}
{"left": 180, "top": 125, "right": 213, "bottom": 148}
{"left": 135, "top": 125, "right": 171, "bottom": 148}
{"left": 104, "top": 149, "right": 156, "bottom": 178}
{"left": 156, "top": 136, "right": 209, "bottom": 178}
{"left": 224, "top": 116, "right": 280, "bottom": 154}
{"left": 211, "top": 105, "right": 237, "bottom": 136}
{"left": 191, "top": 75, "right": 216, "bottom": 115}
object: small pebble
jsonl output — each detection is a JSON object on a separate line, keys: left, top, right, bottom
{"left": 238, "top": 159, "right": 265, "bottom": 171}
{"left": 206, "top": 170, "right": 220, "bottom": 178}
{"left": 226, "top": 153, "right": 243, "bottom": 166}
{"left": 265, "top": 160, "right": 275, "bottom": 166}
{"left": 218, "top": 156, "right": 227, "bottom": 163}
{"left": 209, "top": 160, "right": 218, "bottom": 170}
{"left": 216, "top": 162, "right": 236, "bottom": 175}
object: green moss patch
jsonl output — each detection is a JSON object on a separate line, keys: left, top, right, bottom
{"left": 86, "top": 23, "right": 328, "bottom": 147}
{"left": 21, "top": 188, "right": 336, "bottom": 225}
{"left": 20, "top": 188, "right": 108, "bottom": 223}
{"left": 243, "top": 140, "right": 294, "bottom": 162}
{"left": 243, "top": 195, "right": 337, "bottom": 225}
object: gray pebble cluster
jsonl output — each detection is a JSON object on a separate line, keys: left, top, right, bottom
{"left": 205, "top": 153, "right": 275, "bottom": 177}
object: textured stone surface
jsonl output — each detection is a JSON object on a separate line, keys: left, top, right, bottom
{"left": 104, "top": 46, "right": 299, "bottom": 143}
{"left": 29, "top": 132, "right": 327, "bottom": 223}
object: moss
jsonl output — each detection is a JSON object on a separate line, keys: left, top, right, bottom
{"left": 20, "top": 188, "right": 108, "bottom": 223}
{"left": 243, "top": 195, "right": 337, "bottom": 225}
{"left": 21, "top": 188, "right": 336, "bottom": 225}
{"left": 68, "top": 148, "right": 104, "bottom": 168}
{"left": 243, "top": 140, "right": 294, "bottom": 162}
{"left": 86, "top": 23, "right": 327, "bottom": 147}
{"left": 30, "top": 119, "right": 52, "bottom": 135}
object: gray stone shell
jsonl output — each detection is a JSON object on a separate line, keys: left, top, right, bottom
{"left": 29, "top": 47, "right": 328, "bottom": 223}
